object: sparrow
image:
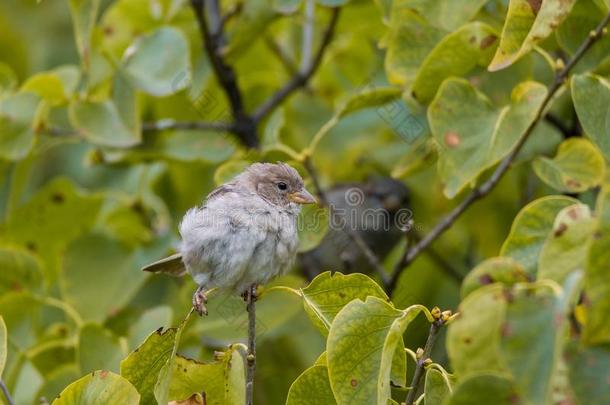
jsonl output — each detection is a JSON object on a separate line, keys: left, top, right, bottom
{"left": 298, "top": 177, "right": 410, "bottom": 278}
{"left": 142, "top": 162, "right": 316, "bottom": 315}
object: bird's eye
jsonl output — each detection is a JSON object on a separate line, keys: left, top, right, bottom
{"left": 277, "top": 182, "right": 288, "bottom": 191}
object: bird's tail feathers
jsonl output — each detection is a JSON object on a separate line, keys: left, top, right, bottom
{"left": 141, "top": 253, "right": 186, "bottom": 277}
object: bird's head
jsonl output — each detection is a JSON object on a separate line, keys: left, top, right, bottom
{"left": 238, "top": 162, "right": 317, "bottom": 209}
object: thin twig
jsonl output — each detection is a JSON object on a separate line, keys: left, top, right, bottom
{"left": 405, "top": 319, "right": 443, "bottom": 405}
{"left": 387, "top": 12, "right": 610, "bottom": 294}
{"left": 0, "top": 379, "right": 14, "bottom": 405}
{"left": 190, "top": 0, "right": 258, "bottom": 148}
{"left": 252, "top": 7, "right": 341, "bottom": 123}
{"left": 142, "top": 119, "right": 234, "bottom": 132}
{"left": 302, "top": 157, "right": 391, "bottom": 287}
{"left": 245, "top": 284, "right": 257, "bottom": 405}
{"left": 264, "top": 36, "right": 300, "bottom": 75}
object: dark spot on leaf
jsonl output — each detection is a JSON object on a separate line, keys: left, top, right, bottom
{"left": 132, "top": 200, "right": 145, "bottom": 214}
{"left": 463, "top": 336, "right": 472, "bottom": 344}
{"left": 567, "top": 206, "right": 581, "bottom": 219}
{"left": 338, "top": 292, "right": 346, "bottom": 298}
{"left": 103, "top": 25, "right": 114, "bottom": 36}
{"left": 527, "top": 0, "right": 542, "bottom": 14}
{"left": 480, "top": 35, "right": 497, "bottom": 50}
{"left": 554, "top": 313, "right": 564, "bottom": 328}
{"left": 478, "top": 274, "right": 493, "bottom": 285}
{"left": 26, "top": 241, "right": 37, "bottom": 252}
{"left": 99, "top": 370, "right": 109, "bottom": 379}
{"left": 503, "top": 288, "right": 514, "bottom": 303}
{"left": 469, "top": 36, "right": 476, "bottom": 44}
{"left": 351, "top": 379, "right": 358, "bottom": 387}
{"left": 183, "top": 368, "right": 187, "bottom": 372}
{"left": 509, "top": 392, "right": 521, "bottom": 404}
{"left": 554, "top": 222, "right": 568, "bottom": 237}
{"left": 11, "top": 281, "right": 22, "bottom": 291}
{"left": 51, "top": 193, "right": 65, "bottom": 204}
{"left": 444, "top": 132, "right": 460, "bottom": 148}
{"left": 594, "top": 231, "right": 602, "bottom": 240}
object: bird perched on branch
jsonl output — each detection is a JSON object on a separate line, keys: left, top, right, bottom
{"left": 142, "top": 162, "right": 316, "bottom": 315}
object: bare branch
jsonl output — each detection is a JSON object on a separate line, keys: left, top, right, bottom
{"left": 190, "top": 0, "right": 258, "bottom": 148}
{"left": 405, "top": 318, "right": 444, "bottom": 405}
{"left": 0, "top": 379, "right": 14, "bottom": 405}
{"left": 252, "top": 7, "right": 341, "bottom": 123}
{"left": 245, "top": 284, "right": 257, "bottom": 405}
{"left": 388, "top": 12, "right": 610, "bottom": 294}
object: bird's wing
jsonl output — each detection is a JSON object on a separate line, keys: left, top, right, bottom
{"left": 141, "top": 253, "right": 186, "bottom": 276}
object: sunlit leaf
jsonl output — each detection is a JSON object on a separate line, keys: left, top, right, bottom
{"left": 52, "top": 370, "right": 140, "bottom": 405}
{"left": 500, "top": 196, "right": 578, "bottom": 276}
{"left": 461, "top": 257, "right": 529, "bottom": 299}
{"left": 533, "top": 138, "right": 605, "bottom": 193}
{"left": 429, "top": 79, "right": 547, "bottom": 198}
{"left": 0, "top": 315, "right": 6, "bottom": 377}
{"left": 424, "top": 367, "right": 451, "bottom": 405}
{"left": 489, "top": 0, "right": 577, "bottom": 71}
{"left": 286, "top": 364, "right": 335, "bottom": 405}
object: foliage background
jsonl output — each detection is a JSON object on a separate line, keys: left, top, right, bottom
{"left": 0, "top": 0, "right": 610, "bottom": 404}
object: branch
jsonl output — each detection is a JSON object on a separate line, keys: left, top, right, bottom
{"left": 252, "top": 7, "right": 341, "bottom": 122}
{"left": 142, "top": 119, "right": 233, "bottom": 132}
{"left": 405, "top": 317, "right": 444, "bottom": 405}
{"left": 544, "top": 113, "right": 572, "bottom": 138}
{"left": 303, "top": 157, "right": 391, "bottom": 288}
{"left": 0, "top": 379, "right": 14, "bottom": 405}
{"left": 387, "top": 12, "right": 610, "bottom": 294}
{"left": 245, "top": 284, "right": 257, "bottom": 405}
{"left": 190, "top": 0, "right": 258, "bottom": 148}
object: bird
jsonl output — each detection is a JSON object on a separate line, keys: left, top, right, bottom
{"left": 141, "top": 162, "right": 316, "bottom": 315}
{"left": 298, "top": 177, "right": 410, "bottom": 278}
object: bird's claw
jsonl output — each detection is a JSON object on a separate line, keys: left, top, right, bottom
{"left": 241, "top": 284, "right": 258, "bottom": 303}
{"left": 193, "top": 286, "right": 208, "bottom": 316}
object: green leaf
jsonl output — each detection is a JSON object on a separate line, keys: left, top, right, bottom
{"left": 382, "top": 7, "right": 445, "bottom": 85}
{"left": 297, "top": 204, "right": 329, "bottom": 252}
{"left": 0, "top": 91, "right": 40, "bottom": 160}
{"left": 0, "top": 315, "right": 6, "bottom": 378}
{"left": 0, "top": 62, "right": 18, "bottom": 95}
{"left": 286, "top": 364, "right": 336, "bottom": 405}
{"left": 0, "top": 246, "right": 43, "bottom": 294}
{"left": 69, "top": 77, "right": 140, "bottom": 148}
{"left": 213, "top": 160, "right": 251, "bottom": 185}
{"left": 21, "top": 73, "right": 68, "bottom": 105}
{"left": 447, "top": 284, "right": 509, "bottom": 376}
{"left": 533, "top": 138, "right": 605, "bottom": 193}
{"left": 446, "top": 373, "right": 521, "bottom": 405}
{"left": 499, "top": 287, "right": 561, "bottom": 404}
{"left": 500, "top": 196, "right": 578, "bottom": 276}
{"left": 538, "top": 203, "right": 595, "bottom": 283}
{"left": 424, "top": 367, "right": 451, "bottom": 405}
{"left": 274, "top": 0, "right": 302, "bottom": 13}
{"left": 572, "top": 73, "right": 610, "bottom": 161}
{"left": 78, "top": 324, "right": 125, "bottom": 374}
{"left": 300, "top": 271, "right": 388, "bottom": 335}
{"left": 461, "top": 257, "right": 529, "bottom": 299}
{"left": 2, "top": 178, "right": 103, "bottom": 280}
{"left": 122, "top": 26, "right": 190, "bottom": 96}
{"left": 168, "top": 346, "right": 246, "bottom": 404}
{"left": 68, "top": 0, "right": 101, "bottom": 68}
{"left": 120, "top": 327, "right": 178, "bottom": 405}
{"left": 488, "top": 0, "right": 577, "bottom": 71}
{"left": 583, "top": 187, "right": 610, "bottom": 344}
{"left": 52, "top": 370, "right": 140, "bottom": 405}
{"left": 565, "top": 343, "right": 610, "bottom": 405}
{"left": 317, "top": 0, "right": 348, "bottom": 5}
{"left": 128, "top": 306, "right": 173, "bottom": 350}
{"left": 428, "top": 79, "right": 547, "bottom": 198}
{"left": 412, "top": 22, "right": 498, "bottom": 104}
{"left": 391, "top": 0, "right": 489, "bottom": 32}
{"left": 327, "top": 297, "right": 428, "bottom": 405}
{"left": 60, "top": 233, "right": 146, "bottom": 322}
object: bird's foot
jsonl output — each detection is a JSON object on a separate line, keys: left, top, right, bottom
{"left": 241, "top": 284, "right": 258, "bottom": 303}
{"left": 192, "top": 286, "right": 208, "bottom": 316}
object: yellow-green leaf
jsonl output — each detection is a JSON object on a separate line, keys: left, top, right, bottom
{"left": 489, "top": 0, "right": 577, "bottom": 71}
{"left": 429, "top": 79, "right": 547, "bottom": 198}
{"left": 0, "top": 315, "right": 6, "bottom": 378}
{"left": 286, "top": 364, "right": 336, "bottom": 405}
{"left": 461, "top": 257, "right": 529, "bottom": 299}
{"left": 533, "top": 138, "right": 605, "bottom": 193}
{"left": 500, "top": 196, "right": 578, "bottom": 276}
{"left": 52, "top": 370, "right": 139, "bottom": 405}
{"left": 0, "top": 91, "right": 40, "bottom": 160}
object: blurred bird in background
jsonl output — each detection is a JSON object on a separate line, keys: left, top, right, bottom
{"left": 298, "top": 177, "right": 410, "bottom": 279}
{"left": 141, "top": 162, "right": 316, "bottom": 315}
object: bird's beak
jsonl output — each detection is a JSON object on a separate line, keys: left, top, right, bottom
{"left": 289, "top": 188, "right": 317, "bottom": 204}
